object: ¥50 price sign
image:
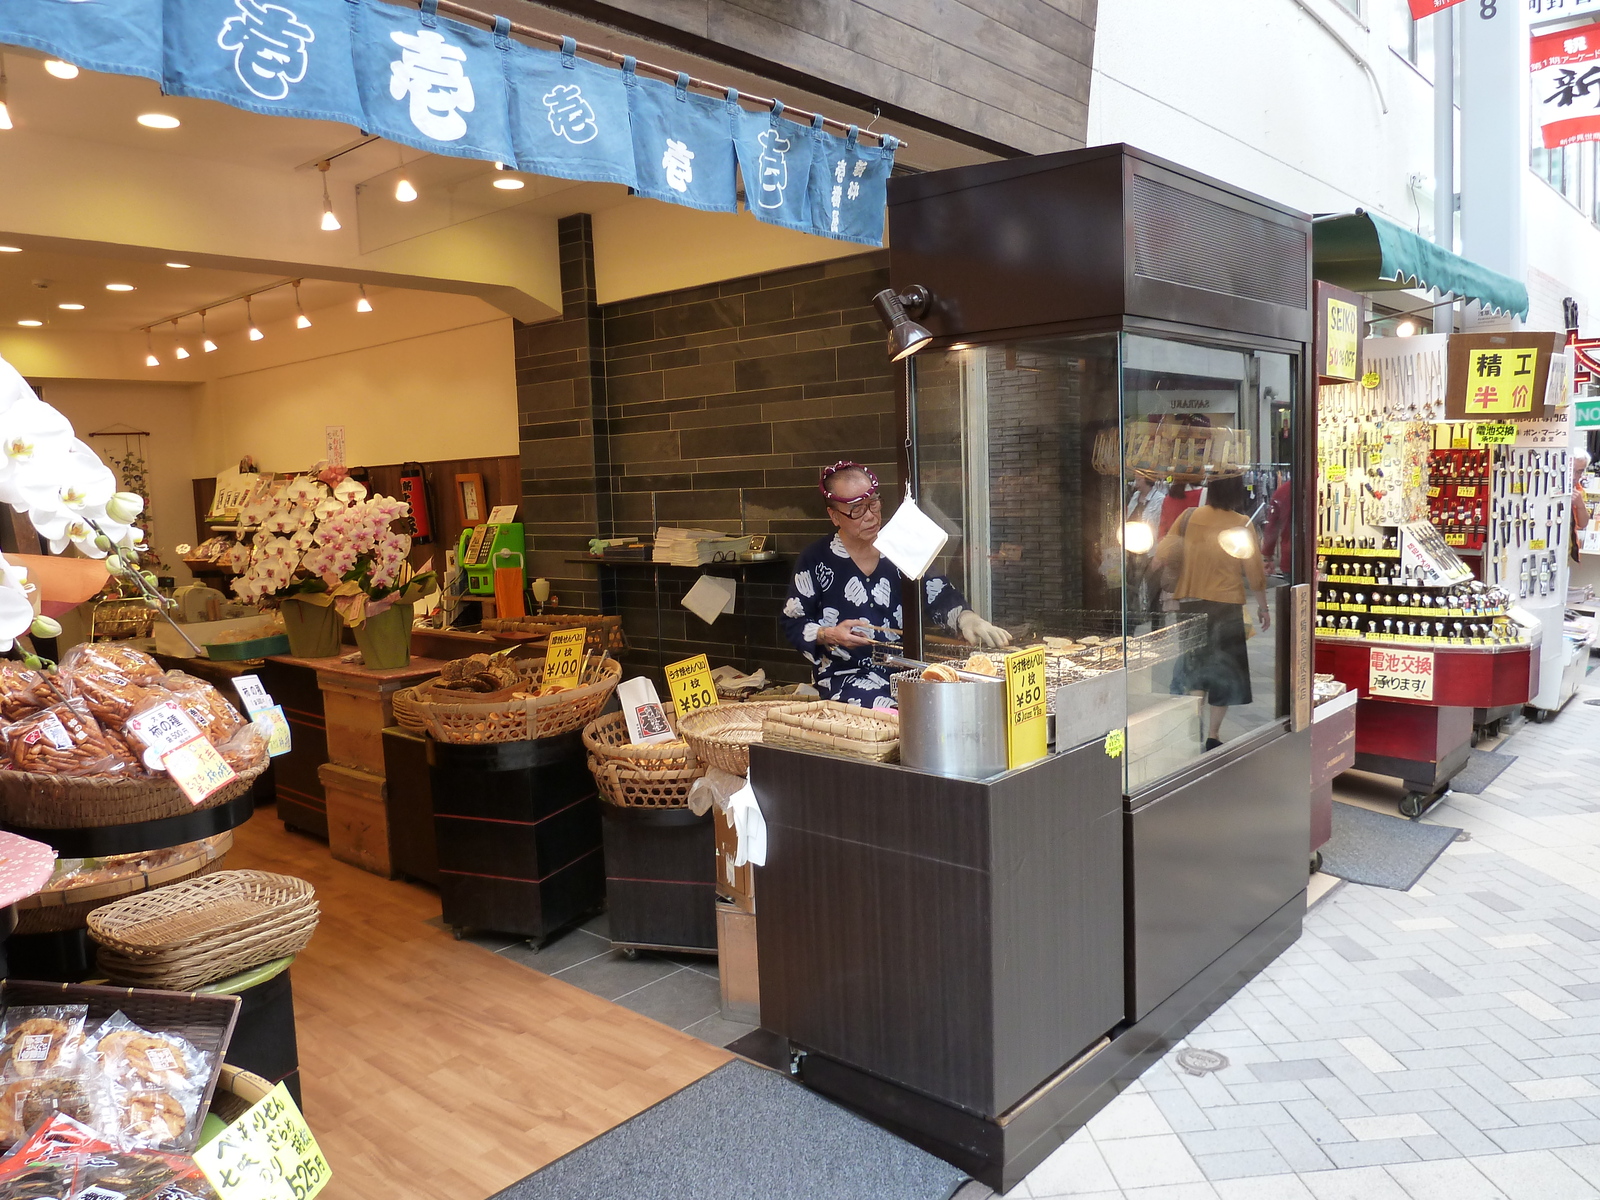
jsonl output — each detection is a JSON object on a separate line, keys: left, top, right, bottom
{"left": 1004, "top": 647, "right": 1048, "bottom": 770}
{"left": 541, "top": 628, "right": 587, "bottom": 692}
{"left": 665, "top": 654, "right": 718, "bottom": 717}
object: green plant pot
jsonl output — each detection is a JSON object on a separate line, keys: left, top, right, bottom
{"left": 353, "top": 601, "right": 413, "bottom": 670}
{"left": 280, "top": 597, "right": 344, "bottom": 659}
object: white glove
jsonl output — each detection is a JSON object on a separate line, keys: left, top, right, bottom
{"left": 957, "top": 609, "right": 1012, "bottom": 649}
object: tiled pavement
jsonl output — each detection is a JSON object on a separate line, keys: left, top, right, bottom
{"left": 1009, "top": 678, "right": 1600, "bottom": 1200}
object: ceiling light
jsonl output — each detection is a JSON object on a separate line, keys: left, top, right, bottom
{"left": 165, "top": 262, "right": 190, "bottom": 269}
{"left": 144, "top": 329, "right": 159, "bottom": 367}
{"left": 394, "top": 177, "right": 418, "bottom": 203}
{"left": 245, "top": 298, "right": 263, "bottom": 341}
{"left": 493, "top": 177, "right": 525, "bottom": 190}
{"left": 56, "top": 303, "right": 83, "bottom": 311}
{"left": 105, "top": 283, "right": 134, "bottom": 292}
{"left": 0, "top": 55, "right": 13, "bottom": 132}
{"left": 0, "top": 247, "right": 20, "bottom": 254}
{"left": 16, "top": 320, "right": 41, "bottom": 328}
{"left": 293, "top": 281, "right": 311, "bottom": 329}
{"left": 317, "top": 161, "right": 341, "bottom": 231}
{"left": 200, "top": 310, "right": 217, "bottom": 353}
{"left": 1396, "top": 319, "right": 1418, "bottom": 338}
{"left": 137, "top": 113, "right": 180, "bottom": 130}
{"left": 871, "top": 285, "right": 934, "bottom": 361}
{"left": 356, "top": 285, "right": 372, "bottom": 314}
{"left": 170, "top": 320, "right": 188, "bottom": 359}
{"left": 42, "top": 60, "right": 78, "bottom": 80}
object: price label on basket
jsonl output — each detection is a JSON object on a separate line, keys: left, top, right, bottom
{"left": 541, "top": 628, "right": 587, "bottom": 693}
{"left": 232, "top": 675, "right": 274, "bottom": 716}
{"left": 195, "top": 1082, "right": 331, "bottom": 1200}
{"left": 253, "top": 706, "right": 293, "bottom": 757}
{"left": 665, "top": 653, "right": 719, "bottom": 717}
{"left": 125, "top": 701, "right": 204, "bottom": 771}
{"left": 1004, "top": 647, "right": 1048, "bottom": 770}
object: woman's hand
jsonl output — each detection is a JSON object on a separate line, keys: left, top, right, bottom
{"left": 1257, "top": 602, "right": 1271, "bottom": 633}
{"left": 817, "top": 618, "right": 873, "bottom": 648}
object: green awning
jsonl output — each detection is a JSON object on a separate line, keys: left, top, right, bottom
{"left": 1313, "top": 210, "right": 1529, "bottom": 319}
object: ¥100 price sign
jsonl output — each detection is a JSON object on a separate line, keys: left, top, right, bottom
{"left": 1004, "top": 647, "right": 1048, "bottom": 769}
{"left": 665, "top": 654, "right": 719, "bottom": 717}
{"left": 541, "top": 628, "right": 587, "bottom": 692}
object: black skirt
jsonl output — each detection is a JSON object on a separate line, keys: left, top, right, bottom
{"left": 1176, "top": 599, "right": 1254, "bottom": 708}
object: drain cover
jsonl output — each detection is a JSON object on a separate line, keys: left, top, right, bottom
{"left": 1175, "top": 1047, "right": 1229, "bottom": 1076}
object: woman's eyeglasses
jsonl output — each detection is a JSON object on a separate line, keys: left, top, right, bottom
{"left": 833, "top": 495, "right": 883, "bottom": 521}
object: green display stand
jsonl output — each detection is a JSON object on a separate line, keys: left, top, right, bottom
{"left": 353, "top": 602, "right": 413, "bottom": 670}
{"left": 281, "top": 598, "right": 343, "bottom": 658}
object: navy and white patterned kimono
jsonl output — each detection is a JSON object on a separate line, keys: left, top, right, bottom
{"left": 781, "top": 533, "right": 969, "bottom": 708}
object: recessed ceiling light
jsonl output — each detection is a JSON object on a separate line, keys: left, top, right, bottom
{"left": 16, "top": 320, "right": 41, "bottom": 327}
{"left": 0, "top": 247, "right": 20, "bottom": 254}
{"left": 56, "top": 303, "right": 83, "bottom": 311}
{"left": 137, "top": 113, "right": 180, "bottom": 130}
{"left": 104, "top": 283, "right": 135, "bottom": 292}
{"left": 492, "top": 177, "right": 525, "bottom": 190}
{"left": 165, "top": 262, "right": 190, "bottom": 269}
{"left": 42, "top": 60, "right": 78, "bottom": 80}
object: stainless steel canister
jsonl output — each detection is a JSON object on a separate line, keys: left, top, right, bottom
{"left": 897, "top": 678, "right": 1009, "bottom": 780}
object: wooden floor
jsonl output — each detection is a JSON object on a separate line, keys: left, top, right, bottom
{"left": 227, "top": 801, "right": 730, "bottom": 1200}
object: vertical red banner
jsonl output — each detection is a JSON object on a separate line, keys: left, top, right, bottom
{"left": 1408, "top": 0, "right": 1464, "bottom": 18}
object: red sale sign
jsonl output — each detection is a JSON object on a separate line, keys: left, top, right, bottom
{"left": 1408, "top": 0, "right": 1463, "bottom": 18}
{"left": 1533, "top": 22, "right": 1600, "bottom": 149}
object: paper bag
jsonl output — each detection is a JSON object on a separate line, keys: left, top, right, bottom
{"left": 874, "top": 487, "right": 950, "bottom": 580}
{"left": 618, "top": 676, "right": 676, "bottom": 745}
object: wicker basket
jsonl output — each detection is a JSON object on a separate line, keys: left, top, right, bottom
{"left": 14, "top": 833, "right": 234, "bottom": 936}
{"left": 95, "top": 910, "right": 320, "bottom": 991}
{"left": 0, "top": 758, "right": 265, "bottom": 830}
{"left": 582, "top": 710, "right": 704, "bottom": 808}
{"left": 417, "top": 657, "right": 621, "bottom": 744}
{"left": 479, "top": 614, "right": 626, "bottom": 653}
{"left": 390, "top": 685, "right": 428, "bottom": 735}
{"left": 206, "top": 1063, "right": 275, "bottom": 1126}
{"left": 0, "top": 979, "right": 239, "bottom": 1135}
{"left": 676, "top": 700, "right": 817, "bottom": 777}
{"left": 762, "top": 700, "right": 900, "bottom": 763}
{"left": 87, "top": 871, "right": 316, "bottom": 956}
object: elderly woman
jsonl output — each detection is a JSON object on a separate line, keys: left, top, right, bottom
{"left": 780, "top": 461, "right": 1011, "bottom": 708}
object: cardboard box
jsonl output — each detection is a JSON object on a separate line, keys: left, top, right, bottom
{"left": 713, "top": 805, "right": 754, "bottom": 913}
{"left": 715, "top": 900, "right": 759, "bottom": 1024}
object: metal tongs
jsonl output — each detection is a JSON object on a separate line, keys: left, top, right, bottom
{"left": 876, "top": 651, "right": 1005, "bottom": 683}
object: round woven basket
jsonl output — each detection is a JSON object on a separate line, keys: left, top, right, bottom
{"left": 390, "top": 685, "right": 428, "bottom": 735}
{"left": 0, "top": 758, "right": 265, "bottom": 830}
{"left": 582, "top": 710, "right": 703, "bottom": 808}
{"left": 417, "top": 657, "right": 622, "bottom": 744}
{"left": 675, "top": 699, "right": 817, "bottom": 777}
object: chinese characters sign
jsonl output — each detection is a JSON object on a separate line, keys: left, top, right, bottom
{"left": 1004, "top": 647, "right": 1048, "bottom": 769}
{"left": 1533, "top": 20, "right": 1600, "bottom": 149}
{"left": 1369, "top": 648, "right": 1435, "bottom": 701}
{"left": 1465, "top": 347, "right": 1540, "bottom": 414}
{"left": 1408, "top": 0, "right": 1464, "bottom": 18}
{"left": 195, "top": 1083, "right": 330, "bottom": 1200}
{"left": 1445, "top": 333, "right": 1560, "bottom": 421}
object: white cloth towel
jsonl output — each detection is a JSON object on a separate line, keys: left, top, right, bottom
{"left": 726, "top": 780, "right": 768, "bottom": 867}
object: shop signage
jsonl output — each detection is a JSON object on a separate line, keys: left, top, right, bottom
{"left": 233, "top": 675, "right": 293, "bottom": 758}
{"left": 0, "top": 0, "right": 896, "bottom": 247}
{"left": 1368, "top": 648, "right": 1435, "bottom": 701}
{"left": 195, "top": 1082, "right": 331, "bottom": 1200}
{"left": 1533, "top": 20, "right": 1600, "bottom": 149}
{"left": 1575, "top": 398, "right": 1600, "bottom": 427}
{"left": 1407, "top": 0, "right": 1464, "bottom": 17}
{"left": 541, "top": 627, "right": 586, "bottom": 691}
{"left": 1003, "top": 647, "right": 1048, "bottom": 770}
{"left": 1445, "top": 333, "right": 1561, "bottom": 420}
{"left": 664, "top": 653, "right": 718, "bottom": 716}
{"left": 1476, "top": 422, "right": 1518, "bottom": 444}
{"left": 1315, "top": 283, "right": 1363, "bottom": 383}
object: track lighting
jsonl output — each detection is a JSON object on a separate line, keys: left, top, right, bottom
{"left": 200, "top": 310, "right": 217, "bottom": 353}
{"left": 144, "top": 330, "right": 159, "bottom": 368}
{"left": 356, "top": 285, "right": 373, "bottom": 314}
{"left": 318, "top": 161, "right": 341, "bottom": 231}
{"left": 871, "top": 285, "right": 934, "bottom": 361}
{"left": 246, "top": 298, "right": 263, "bottom": 341}
{"left": 171, "top": 320, "right": 189, "bottom": 359}
{"left": 294, "top": 281, "right": 311, "bottom": 329}
{"left": 0, "top": 56, "right": 13, "bottom": 132}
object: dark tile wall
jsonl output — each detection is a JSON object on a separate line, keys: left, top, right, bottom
{"left": 516, "top": 224, "right": 898, "bottom": 684}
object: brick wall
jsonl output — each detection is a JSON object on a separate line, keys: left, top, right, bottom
{"left": 516, "top": 219, "right": 899, "bottom": 683}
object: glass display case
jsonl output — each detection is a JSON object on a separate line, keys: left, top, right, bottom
{"left": 910, "top": 331, "right": 1299, "bottom": 794}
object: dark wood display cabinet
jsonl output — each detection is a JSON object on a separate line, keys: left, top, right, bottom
{"left": 257, "top": 658, "right": 328, "bottom": 838}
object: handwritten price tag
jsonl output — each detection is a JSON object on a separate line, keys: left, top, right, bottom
{"left": 1004, "top": 647, "right": 1048, "bottom": 769}
{"left": 125, "top": 701, "right": 204, "bottom": 772}
{"left": 162, "top": 736, "right": 238, "bottom": 806}
{"left": 195, "top": 1082, "right": 330, "bottom": 1200}
{"left": 541, "top": 628, "right": 586, "bottom": 692}
{"left": 254, "top": 706, "right": 293, "bottom": 757}
{"left": 664, "top": 653, "right": 718, "bottom": 717}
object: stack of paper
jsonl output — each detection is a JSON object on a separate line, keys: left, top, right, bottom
{"left": 652, "top": 527, "right": 753, "bottom": 566}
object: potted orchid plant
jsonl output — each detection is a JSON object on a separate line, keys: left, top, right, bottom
{"left": 232, "top": 475, "right": 434, "bottom": 665}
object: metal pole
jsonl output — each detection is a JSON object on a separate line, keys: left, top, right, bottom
{"left": 1434, "top": 6, "right": 1456, "bottom": 334}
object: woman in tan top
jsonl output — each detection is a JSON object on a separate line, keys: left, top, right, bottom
{"left": 1151, "top": 474, "right": 1270, "bottom": 752}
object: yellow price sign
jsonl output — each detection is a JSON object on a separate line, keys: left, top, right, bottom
{"left": 1327, "top": 465, "right": 1347, "bottom": 483}
{"left": 541, "top": 627, "right": 587, "bottom": 692}
{"left": 163, "top": 737, "right": 238, "bottom": 806}
{"left": 195, "top": 1082, "right": 331, "bottom": 1200}
{"left": 1476, "top": 422, "right": 1517, "bottom": 445}
{"left": 665, "top": 653, "right": 719, "bottom": 717}
{"left": 1464, "top": 349, "right": 1539, "bottom": 415}
{"left": 1456, "top": 485, "right": 1477, "bottom": 497}
{"left": 1004, "top": 647, "right": 1048, "bottom": 769}
{"left": 1104, "top": 728, "right": 1126, "bottom": 759}
{"left": 1361, "top": 371, "right": 1381, "bottom": 389}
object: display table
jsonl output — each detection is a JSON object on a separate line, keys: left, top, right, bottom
{"left": 278, "top": 655, "right": 443, "bottom": 877}
{"left": 1314, "top": 636, "right": 1536, "bottom": 814}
